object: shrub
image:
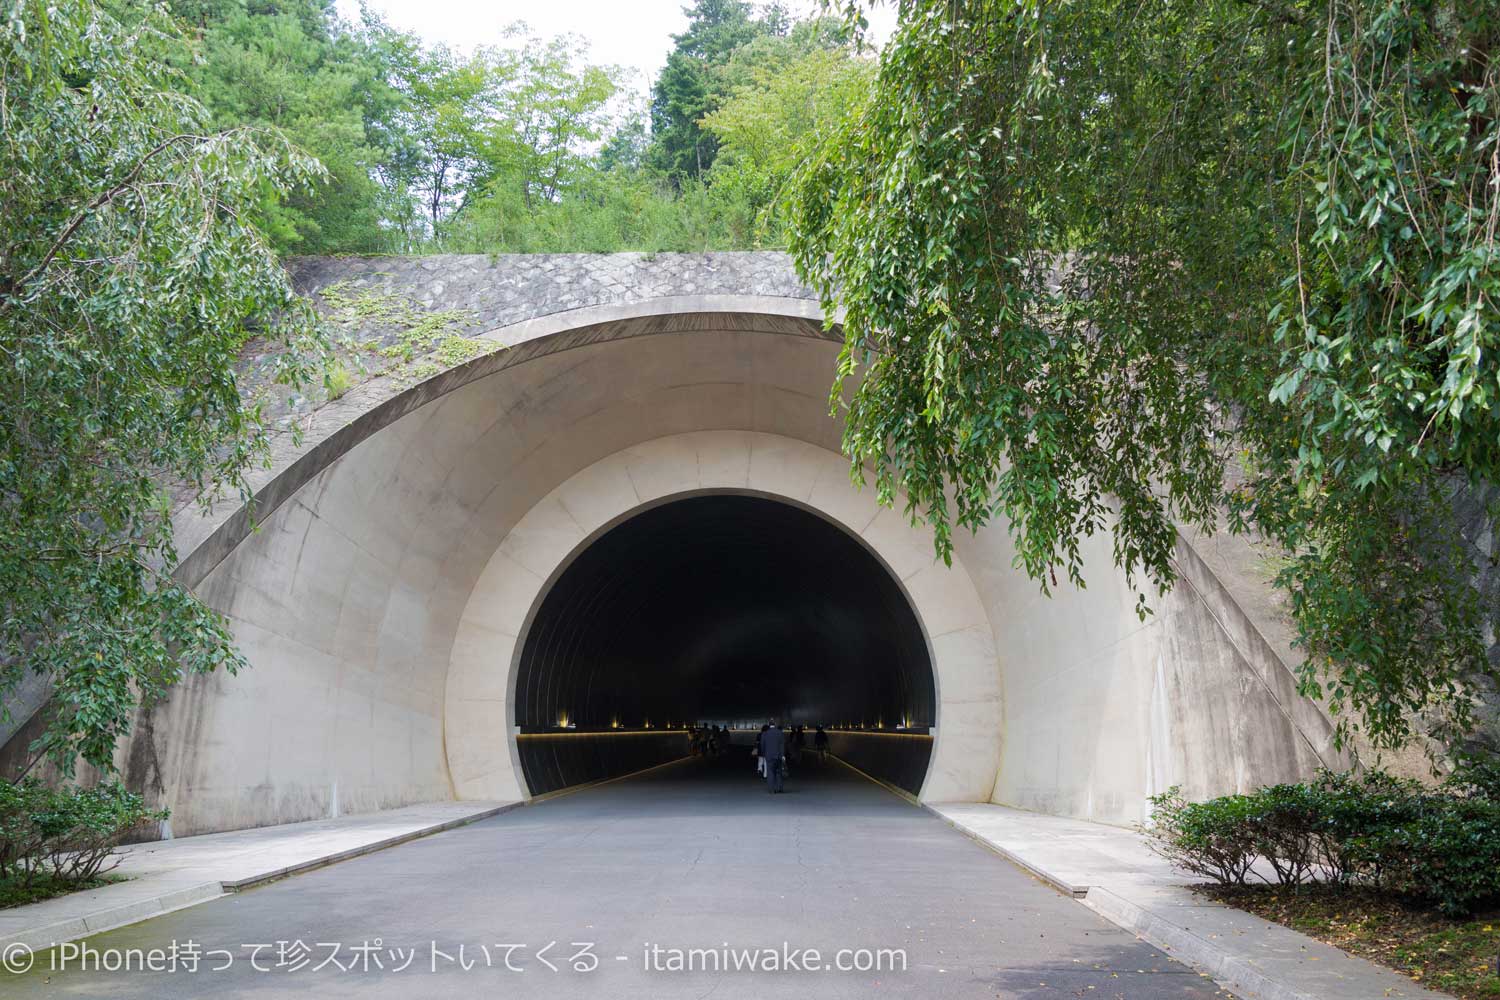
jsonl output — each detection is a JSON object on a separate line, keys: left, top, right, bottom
{"left": 1146, "top": 773, "right": 1500, "bottom": 917}
{"left": 1308, "top": 768, "right": 1425, "bottom": 888}
{"left": 1446, "top": 747, "right": 1500, "bottom": 800}
{"left": 0, "top": 780, "right": 166, "bottom": 890}
{"left": 1377, "top": 796, "right": 1500, "bottom": 917}
{"left": 1146, "top": 771, "right": 1500, "bottom": 916}
{"left": 1145, "top": 788, "right": 1260, "bottom": 885}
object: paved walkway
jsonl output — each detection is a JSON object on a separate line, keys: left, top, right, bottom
{"left": 0, "top": 799, "right": 515, "bottom": 953}
{"left": 4, "top": 757, "right": 1229, "bottom": 998}
{"left": 930, "top": 803, "right": 1447, "bottom": 1000}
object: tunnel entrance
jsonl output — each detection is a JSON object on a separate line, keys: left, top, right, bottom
{"left": 513, "top": 494, "right": 937, "bottom": 797}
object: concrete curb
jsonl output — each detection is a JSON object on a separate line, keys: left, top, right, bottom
{"left": 922, "top": 805, "right": 1091, "bottom": 899}
{"left": 1083, "top": 887, "right": 1316, "bottom": 1000}
{"left": 5, "top": 882, "right": 227, "bottom": 954}
{"left": 221, "top": 801, "right": 524, "bottom": 891}
{"left": 2, "top": 801, "right": 525, "bottom": 955}
{"left": 922, "top": 806, "right": 1443, "bottom": 1000}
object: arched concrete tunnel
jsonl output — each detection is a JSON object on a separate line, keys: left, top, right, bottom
{"left": 0, "top": 254, "right": 1353, "bottom": 838}
{"left": 514, "top": 494, "right": 936, "bottom": 795}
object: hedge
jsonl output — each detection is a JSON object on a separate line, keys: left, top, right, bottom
{"left": 0, "top": 779, "right": 166, "bottom": 890}
{"left": 1146, "top": 766, "right": 1500, "bottom": 916}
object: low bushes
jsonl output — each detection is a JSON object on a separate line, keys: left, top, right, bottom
{"left": 0, "top": 779, "right": 165, "bottom": 894}
{"left": 1147, "top": 766, "right": 1500, "bottom": 916}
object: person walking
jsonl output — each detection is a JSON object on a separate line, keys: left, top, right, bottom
{"left": 757, "top": 720, "right": 786, "bottom": 794}
{"left": 813, "top": 724, "right": 829, "bottom": 763}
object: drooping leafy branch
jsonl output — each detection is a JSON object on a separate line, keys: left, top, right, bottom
{"left": 792, "top": 0, "right": 1499, "bottom": 751}
{"left": 0, "top": 0, "right": 328, "bottom": 775}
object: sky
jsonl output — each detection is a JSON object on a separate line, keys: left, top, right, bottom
{"left": 334, "top": 0, "right": 896, "bottom": 94}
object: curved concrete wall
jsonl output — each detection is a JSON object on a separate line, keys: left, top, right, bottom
{"left": 447, "top": 431, "right": 997, "bottom": 804}
{"left": 54, "top": 265, "right": 1347, "bottom": 835}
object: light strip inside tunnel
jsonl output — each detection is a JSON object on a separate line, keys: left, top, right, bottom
{"left": 517, "top": 730, "right": 692, "bottom": 739}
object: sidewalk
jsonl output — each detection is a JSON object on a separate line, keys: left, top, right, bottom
{"left": 0, "top": 799, "right": 517, "bottom": 953}
{"left": 928, "top": 802, "right": 1449, "bottom": 1000}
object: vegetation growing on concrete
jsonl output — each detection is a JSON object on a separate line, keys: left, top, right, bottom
{"left": 315, "top": 279, "right": 495, "bottom": 389}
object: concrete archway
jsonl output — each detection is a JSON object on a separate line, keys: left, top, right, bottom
{"left": 509, "top": 493, "right": 938, "bottom": 795}
{"left": 447, "top": 431, "right": 1001, "bottom": 804}
{"left": 0, "top": 255, "right": 1347, "bottom": 837}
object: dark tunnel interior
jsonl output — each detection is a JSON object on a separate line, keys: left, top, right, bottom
{"left": 513, "top": 494, "right": 936, "bottom": 796}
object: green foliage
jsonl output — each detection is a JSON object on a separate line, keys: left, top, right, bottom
{"left": 1446, "top": 747, "right": 1500, "bottom": 800}
{"left": 499, "top": 31, "right": 621, "bottom": 211}
{"left": 443, "top": 167, "right": 757, "bottom": 253}
{"left": 182, "top": 0, "right": 391, "bottom": 252}
{"left": 0, "top": 0, "right": 328, "bottom": 776}
{"left": 1377, "top": 797, "right": 1500, "bottom": 917}
{"left": 791, "top": 0, "right": 1500, "bottom": 750}
{"left": 315, "top": 279, "right": 484, "bottom": 384}
{"left": 373, "top": 24, "right": 630, "bottom": 247}
{"left": 0, "top": 779, "right": 166, "bottom": 889}
{"left": 117, "top": 0, "right": 410, "bottom": 255}
{"left": 703, "top": 34, "right": 874, "bottom": 243}
{"left": 1147, "top": 772, "right": 1500, "bottom": 916}
{"left": 1143, "top": 788, "right": 1262, "bottom": 886}
{"left": 433, "top": 335, "right": 493, "bottom": 369}
{"left": 116, "top": 1, "right": 871, "bottom": 256}
{"left": 324, "top": 359, "right": 354, "bottom": 401}
{"left": 445, "top": 13, "right": 870, "bottom": 253}
{"left": 400, "top": 43, "right": 508, "bottom": 230}
{"left": 649, "top": 0, "right": 771, "bottom": 183}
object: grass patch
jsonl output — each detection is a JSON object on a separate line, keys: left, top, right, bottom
{"left": 1201, "top": 884, "right": 1500, "bottom": 999}
{"left": 312, "top": 279, "right": 488, "bottom": 387}
{"left": 324, "top": 358, "right": 354, "bottom": 400}
{"left": 0, "top": 873, "right": 126, "bottom": 910}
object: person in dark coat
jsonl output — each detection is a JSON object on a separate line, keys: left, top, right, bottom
{"left": 757, "top": 720, "right": 787, "bottom": 793}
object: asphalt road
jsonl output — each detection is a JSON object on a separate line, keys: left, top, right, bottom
{"left": 5, "top": 755, "right": 1233, "bottom": 999}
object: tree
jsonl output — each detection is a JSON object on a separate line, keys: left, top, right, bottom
{"left": 498, "top": 30, "right": 622, "bottom": 211}
{"left": 649, "top": 0, "right": 769, "bottom": 183}
{"left": 790, "top": 0, "right": 1499, "bottom": 751}
{"left": 402, "top": 43, "right": 509, "bottom": 229}
{"left": 348, "top": 10, "right": 428, "bottom": 249}
{"left": 702, "top": 25, "right": 873, "bottom": 243}
{"left": 437, "top": 10, "right": 873, "bottom": 254}
{"left": 597, "top": 98, "right": 652, "bottom": 174}
{"left": 185, "top": 1, "right": 389, "bottom": 252}
{"left": 0, "top": 1, "right": 327, "bottom": 775}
